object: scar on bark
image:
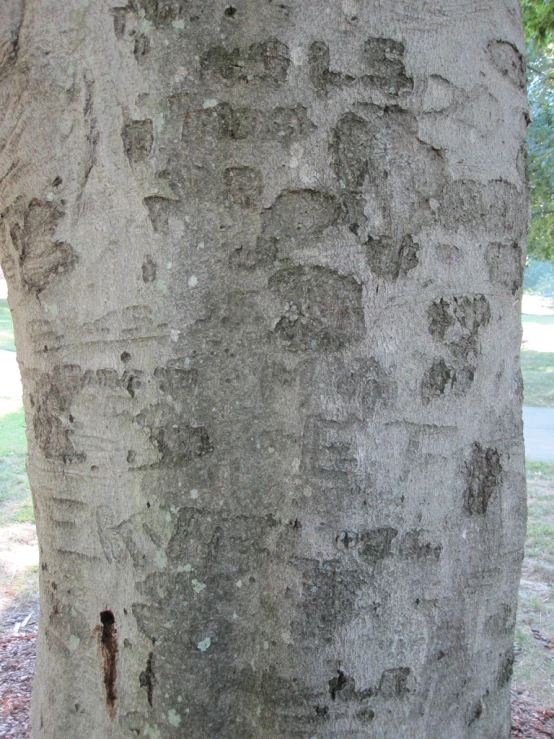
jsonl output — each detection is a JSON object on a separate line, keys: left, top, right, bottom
{"left": 99, "top": 610, "right": 118, "bottom": 718}
{"left": 139, "top": 652, "right": 156, "bottom": 706}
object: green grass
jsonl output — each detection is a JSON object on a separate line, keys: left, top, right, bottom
{"left": 0, "top": 299, "right": 15, "bottom": 352}
{"left": 521, "top": 350, "right": 554, "bottom": 407}
{"left": 527, "top": 460, "right": 554, "bottom": 480}
{"left": 514, "top": 475, "right": 554, "bottom": 702}
{"left": 0, "top": 408, "right": 27, "bottom": 457}
{"left": 522, "top": 314, "right": 554, "bottom": 325}
{"left": 0, "top": 409, "right": 32, "bottom": 526}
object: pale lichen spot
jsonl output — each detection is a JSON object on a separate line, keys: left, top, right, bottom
{"left": 155, "top": 114, "right": 164, "bottom": 133}
{"left": 235, "top": 579, "right": 242, "bottom": 588}
{"left": 188, "top": 275, "right": 198, "bottom": 288}
{"left": 144, "top": 724, "right": 161, "bottom": 738}
{"left": 172, "top": 19, "right": 185, "bottom": 29}
{"left": 263, "top": 640, "right": 269, "bottom": 650}
{"left": 69, "top": 635, "right": 80, "bottom": 653}
{"left": 203, "top": 99, "right": 218, "bottom": 109}
{"left": 177, "top": 695, "right": 183, "bottom": 703}
{"left": 291, "top": 46, "right": 304, "bottom": 66}
{"left": 156, "top": 550, "right": 168, "bottom": 569}
{"left": 183, "top": 563, "right": 193, "bottom": 572}
{"left": 232, "top": 611, "right": 238, "bottom": 619}
{"left": 192, "top": 579, "right": 206, "bottom": 593}
{"left": 167, "top": 709, "right": 182, "bottom": 727}
{"left": 197, "top": 637, "right": 211, "bottom": 652}
{"left": 190, "top": 488, "right": 199, "bottom": 499}
{"left": 141, "top": 18, "right": 153, "bottom": 35}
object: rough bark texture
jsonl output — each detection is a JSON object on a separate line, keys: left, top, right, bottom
{"left": 0, "top": 1, "right": 528, "bottom": 737}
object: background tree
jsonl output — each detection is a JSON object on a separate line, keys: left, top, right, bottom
{"left": 522, "top": 0, "right": 554, "bottom": 263}
{"left": 0, "top": 1, "right": 527, "bottom": 737}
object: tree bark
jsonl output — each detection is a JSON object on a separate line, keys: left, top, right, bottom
{"left": 0, "top": 1, "right": 528, "bottom": 737}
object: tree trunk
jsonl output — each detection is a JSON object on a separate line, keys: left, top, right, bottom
{"left": 0, "top": 1, "right": 528, "bottom": 737}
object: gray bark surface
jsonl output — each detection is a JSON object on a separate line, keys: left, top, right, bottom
{"left": 0, "top": 1, "right": 527, "bottom": 737}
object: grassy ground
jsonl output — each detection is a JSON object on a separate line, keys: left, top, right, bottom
{"left": 0, "top": 299, "right": 15, "bottom": 352}
{"left": 514, "top": 461, "right": 554, "bottom": 703}
{"left": 522, "top": 314, "right": 554, "bottom": 326}
{"left": 521, "top": 351, "right": 554, "bottom": 407}
{"left": 0, "top": 300, "right": 37, "bottom": 619}
{"left": 0, "top": 408, "right": 32, "bottom": 527}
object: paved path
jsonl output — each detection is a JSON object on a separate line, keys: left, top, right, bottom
{"left": 523, "top": 406, "right": 554, "bottom": 463}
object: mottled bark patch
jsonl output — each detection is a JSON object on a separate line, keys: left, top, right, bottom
{"left": 224, "top": 166, "right": 263, "bottom": 208}
{"left": 5, "top": 199, "right": 78, "bottom": 293}
{"left": 30, "top": 367, "right": 85, "bottom": 463}
{"left": 308, "top": 41, "right": 354, "bottom": 91}
{"left": 488, "top": 40, "right": 526, "bottom": 89}
{"left": 333, "top": 356, "right": 396, "bottom": 419}
{"left": 182, "top": 102, "right": 315, "bottom": 144}
{"left": 128, "top": 0, "right": 186, "bottom": 26}
{"left": 366, "top": 233, "right": 419, "bottom": 281}
{"left": 308, "top": 37, "right": 413, "bottom": 96}
{"left": 139, "top": 652, "right": 156, "bottom": 706}
{"left": 133, "top": 33, "right": 150, "bottom": 62}
{"left": 301, "top": 417, "right": 358, "bottom": 488}
{"left": 141, "top": 255, "right": 157, "bottom": 282}
{"left": 497, "top": 648, "right": 514, "bottom": 687}
{"left": 427, "top": 295, "right": 491, "bottom": 360}
{"left": 329, "top": 670, "right": 356, "bottom": 700}
{"left": 122, "top": 120, "right": 153, "bottom": 163}
{"left": 464, "top": 443, "right": 502, "bottom": 515}
{"left": 398, "top": 530, "right": 442, "bottom": 560}
{"left": 296, "top": 560, "right": 363, "bottom": 640}
{"left": 149, "top": 423, "right": 213, "bottom": 465}
{"left": 153, "top": 366, "right": 198, "bottom": 397}
{"left": 331, "top": 112, "right": 373, "bottom": 190}
{"left": 331, "top": 108, "right": 445, "bottom": 236}
{"left": 421, "top": 359, "right": 474, "bottom": 404}
{"left": 363, "top": 37, "right": 413, "bottom": 95}
{"left": 143, "top": 196, "right": 177, "bottom": 233}
{"left": 439, "top": 179, "right": 527, "bottom": 239}
{"left": 201, "top": 37, "right": 290, "bottom": 86}
{"left": 485, "top": 241, "right": 523, "bottom": 295}
{"left": 269, "top": 266, "right": 364, "bottom": 351}
{"left": 255, "top": 189, "right": 340, "bottom": 263}
{"left": 486, "top": 604, "right": 515, "bottom": 635}
{"left": 111, "top": 8, "right": 127, "bottom": 39}
{"left": 0, "top": 1, "right": 23, "bottom": 82}
{"left": 359, "top": 527, "right": 398, "bottom": 564}
{"left": 378, "top": 667, "right": 411, "bottom": 698}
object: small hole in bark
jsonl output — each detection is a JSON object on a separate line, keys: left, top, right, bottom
{"left": 146, "top": 501, "right": 150, "bottom": 508}
{"left": 99, "top": 610, "right": 118, "bottom": 718}
{"left": 329, "top": 670, "right": 348, "bottom": 700}
{"left": 120, "top": 351, "right": 131, "bottom": 363}
{"left": 53, "top": 177, "right": 63, "bottom": 187}
{"left": 224, "top": 5, "right": 237, "bottom": 16}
